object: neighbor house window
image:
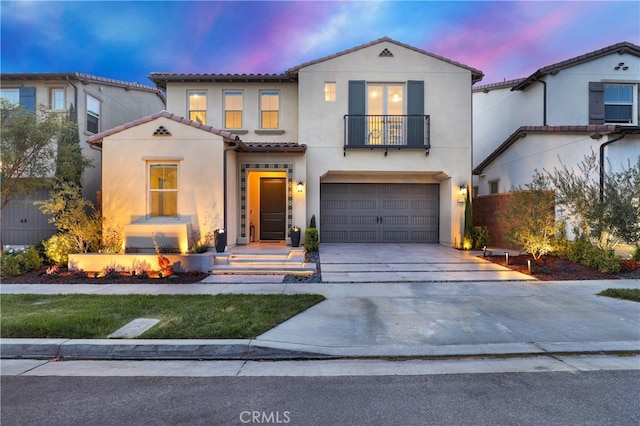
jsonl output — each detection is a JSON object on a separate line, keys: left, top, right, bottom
{"left": 86, "top": 94, "right": 101, "bottom": 134}
{"left": 0, "top": 88, "right": 19, "bottom": 105}
{"left": 489, "top": 180, "right": 499, "bottom": 194}
{"left": 188, "top": 90, "right": 207, "bottom": 124}
{"left": 604, "top": 84, "right": 633, "bottom": 124}
{"left": 324, "top": 82, "right": 336, "bottom": 102}
{"left": 1, "top": 87, "right": 36, "bottom": 113}
{"left": 224, "top": 90, "right": 243, "bottom": 129}
{"left": 149, "top": 163, "right": 178, "bottom": 218}
{"left": 49, "top": 88, "right": 65, "bottom": 110}
{"left": 260, "top": 91, "right": 279, "bottom": 129}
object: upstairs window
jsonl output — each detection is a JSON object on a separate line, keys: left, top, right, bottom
{"left": 1, "top": 87, "right": 35, "bottom": 113}
{"left": 0, "top": 88, "right": 19, "bottom": 105}
{"left": 50, "top": 88, "right": 65, "bottom": 110}
{"left": 324, "top": 82, "right": 336, "bottom": 102}
{"left": 188, "top": 90, "right": 207, "bottom": 124}
{"left": 149, "top": 163, "right": 178, "bottom": 218}
{"left": 589, "top": 82, "right": 637, "bottom": 125}
{"left": 260, "top": 91, "right": 279, "bottom": 129}
{"left": 224, "top": 90, "right": 243, "bottom": 129}
{"left": 86, "top": 94, "right": 101, "bottom": 134}
{"left": 604, "top": 84, "right": 633, "bottom": 124}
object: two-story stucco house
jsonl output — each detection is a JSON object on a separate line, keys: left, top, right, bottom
{"left": 87, "top": 37, "right": 483, "bottom": 253}
{"left": 472, "top": 42, "right": 640, "bottom": 197}
{"left": 0, "top": 72, "right": 165, "bottom": 246}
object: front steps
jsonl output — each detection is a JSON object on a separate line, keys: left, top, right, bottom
{"left": 210, "top": 248, "right": 316, "bottom": 275}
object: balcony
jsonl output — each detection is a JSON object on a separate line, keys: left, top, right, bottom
{"left": 344, "top": 114, "right": 431, "bottom": 155}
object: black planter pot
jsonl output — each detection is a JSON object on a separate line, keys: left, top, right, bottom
{"left": 290, "top": 229, "right": 301, "bottom": 247}
{"left": 214, "top": 230, "right": 226, "bottom": 253}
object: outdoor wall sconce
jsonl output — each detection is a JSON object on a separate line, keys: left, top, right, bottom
{"left": 297, "top": 181, "right": 304, "bottom": 193}
{"left": 458, "top": 185, "right": 467, "bottom": 203}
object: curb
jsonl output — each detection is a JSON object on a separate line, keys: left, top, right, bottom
{"left": 2, "top": 339, "right": 639, "bottom": 361}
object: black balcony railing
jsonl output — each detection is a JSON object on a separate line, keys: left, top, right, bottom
{"left": 344, "top": 114, "right": 430, "bottom": 155}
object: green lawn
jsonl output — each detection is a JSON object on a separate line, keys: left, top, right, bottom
{"left": 0, "top": 294, "right": 325, "bottom": 339}
{"left": 597, "top": 288, "right": 640, "bottom": 302}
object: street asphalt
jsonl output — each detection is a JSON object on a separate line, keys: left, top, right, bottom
{"left": 2, "top": 244, "right": 639, "bottom": 362}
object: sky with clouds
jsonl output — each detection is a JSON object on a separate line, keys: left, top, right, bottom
{"left": 1, "top": 1, "right": 638, "bottom": 86}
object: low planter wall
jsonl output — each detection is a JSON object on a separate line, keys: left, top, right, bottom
{"left": 68, "top": 252, "right": 214, "bottom": 273}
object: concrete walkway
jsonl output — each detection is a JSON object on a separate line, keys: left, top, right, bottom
{"left": 1, "top": 243, "right": 639, "bottom": 361}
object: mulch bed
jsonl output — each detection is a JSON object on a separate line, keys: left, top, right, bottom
{"left": 1, "top": 269, "right": 209, "bottom": 285}
{"left": 483, "top": 254, "right": 640, "bottom": 281}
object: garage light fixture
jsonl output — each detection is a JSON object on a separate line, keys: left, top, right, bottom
{"left": 297, "top": 181, "right": 304, "bottom": 193}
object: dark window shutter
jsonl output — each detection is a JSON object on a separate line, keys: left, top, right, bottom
{"left": 589, "top": 82, "right": 604, "bottom": 124}
{"left": 407, "top": 80, "right": 424, "bottom": 147}
{"left": 348, "top": 80, "right": 366, "bottom": 146}
{"left": 19, "top": 87, "right": 36, "bottom": 113}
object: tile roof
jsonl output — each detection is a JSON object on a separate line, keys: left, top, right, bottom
{"left": 286, "top": 36, "right": 484, "bottom": 83}
{"left": 148, "top": 73, "right": 296, "bottom": 90}
{"left": 239, "top": 142, "right": 306, "bottom": 153}
{"left": 512, "top": 41, "right": 640, "bottom": 90}
{"left": 473, "top": 78, "right": 527, "bottom": 93}
{"left": 473, "top": 125, "right": 640, "bottom": 175}
{"left": 86, "top": 111, "right": 241, "bottom": 147}
{"left": 0, "top": 72, "right": 161, "bottom": 94}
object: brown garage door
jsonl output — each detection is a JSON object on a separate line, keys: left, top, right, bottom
{"left": 320, "top": 183, "right": 439, "bottom": 243}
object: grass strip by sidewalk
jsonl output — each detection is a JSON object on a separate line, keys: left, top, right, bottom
{"left": 597, "top": 288, "right": 640, "bottom": 302}
{"left": 1, "top": 294, "right": 325, "bottom": 339}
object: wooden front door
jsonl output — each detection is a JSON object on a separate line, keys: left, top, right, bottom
{"left": 260, "top": 178, "right": 286, "bottom": 240}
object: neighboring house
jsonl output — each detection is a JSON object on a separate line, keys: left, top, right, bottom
{"left": 471, "top": 42, "right": 640, "bottom": 247}
{"left": 0, "top": 72, "right": 165, "bottom": 246}
{"left": 88, "top": 37, "right": 483, "bottom": 252}
{"left": 472, "top": 42, "right": 640, "bottom": 197}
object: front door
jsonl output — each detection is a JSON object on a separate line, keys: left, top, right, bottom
{"left": 260, "top": 178, "right": 286, "bottom": 240}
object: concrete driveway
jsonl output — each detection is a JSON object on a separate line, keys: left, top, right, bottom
{"left": 319, "top": 243, "right": 532, "bottom": 283}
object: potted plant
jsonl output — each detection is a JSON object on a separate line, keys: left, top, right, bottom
{"left": 214, "top": 228, "right": 226, "bottom": 253}
{"left": 289, "top": 226, "right": 301, "bottom": 247}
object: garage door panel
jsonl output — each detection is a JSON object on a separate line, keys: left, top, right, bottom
{"left": 321, "top": 183, "right": 439, "bottom": 243}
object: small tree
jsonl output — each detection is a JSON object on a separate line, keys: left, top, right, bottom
{"left": 545, "top": 152, "right": 640, "bottom": 249}
{"left": 55, "top": 104, "right": 91, "bottom": 186}
{"left": 601, "top": 158, "right": 640, "bottom": 248}
{"left": 463, "top": 186, "right": 473, "bottom": 249}
{"left": 503, "top": 174, "right": 559, "bottom": 260}
{"left": 0, "top": 100, "right": 65, "bottom": 210}
{"left": 36, "top": 181, "right": 102, "bottom": 256}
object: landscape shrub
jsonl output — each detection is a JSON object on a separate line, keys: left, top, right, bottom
{"left": 304, "top": 228, "right": 319, "bottom": 252}
{"left": 566, "top": 236, "right": 621, "bottom": 273}
{"left": 43, "top": 233, "right": 76, "bottom": 267}
{"left": 0, "top": 246, "right": 43, "bottom": 277}
{"left": 471, "top": 226, "right": 490, "bottom": 249}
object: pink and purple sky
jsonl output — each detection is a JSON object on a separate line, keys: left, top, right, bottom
{"left": 1, "top": 1, "right": 638, "bottom": 86}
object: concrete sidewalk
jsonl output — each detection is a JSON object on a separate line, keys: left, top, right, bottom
{"left": 2, "top": 279, "right": 639, "bottom": 361}
{"left": 1, "top": 243, "right": 639, "bottom": 361}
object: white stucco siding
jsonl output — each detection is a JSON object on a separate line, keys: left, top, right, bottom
{"left": 476, "top": 133, "right": 640, "bottom": 196}
{"left": 545, "top": 52, "right": 639, "bottom": 125}
{"left": 164, "top": 82, "right": 298, "bottom": 142}
{"left": 296, "top": 41, "right": 473, "bottom": 245}
{"left": 473, "top": 84, "right": 543, "bottom": 168}
{"left": 101, "top": 117, "right": 226, "bottom": 251}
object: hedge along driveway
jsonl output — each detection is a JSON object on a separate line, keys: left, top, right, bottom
{"left": 0, "top": 294, "right": 325, "bottom": 339}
